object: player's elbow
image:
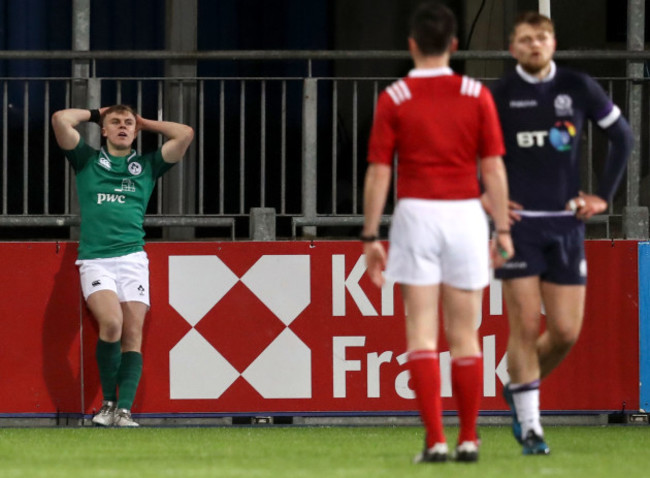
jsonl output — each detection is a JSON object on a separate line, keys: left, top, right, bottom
{"left": 623, "top": 125, "right": 635, "bottom": 155}
{"left": 182, "top": 126, "right": 195, "bottom": 151}
{"left": 365, "top": 163, "right": 392, "bottom": 186}
{"left": 480, "top": 155, "right": 506, "bottom": 177}
{"left": 176, "top": 125, "right": 195, "bottom": 155}
{"left": 51, "top": 110, "right": 66, "bottom": 128}
{"left": 609, "top": 117, "right": 635, "bottom": 156}
{"left": 182, "top": 125, "right": 195, "bottom": 143}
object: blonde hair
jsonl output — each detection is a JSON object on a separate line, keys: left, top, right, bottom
{"left": 510, "top": 11, "right": 555, "bottom": 43}
{"left": 99, "top": 104, "right": 137, "bottom": 126}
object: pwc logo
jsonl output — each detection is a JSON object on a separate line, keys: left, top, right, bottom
{"left": 168, "top": 255, "right": 311, "bottom": 400}
{"left": 97, "top": 193, "right": 126, "bottom": 204}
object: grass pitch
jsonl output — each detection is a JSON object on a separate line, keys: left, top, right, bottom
{"left": 0, "top": 425, "right": 648, "bottom": 477}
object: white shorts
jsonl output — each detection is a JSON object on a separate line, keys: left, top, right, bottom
{"left": 75, "top": 251, "right": 150, "bottom": 306}
{"left": 385, "top": 198, "right": 489, "bottom": 289}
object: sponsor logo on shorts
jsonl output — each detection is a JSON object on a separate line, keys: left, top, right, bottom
{"left": 92, "top": 280, "right": 101, "bottom": 287}
{"left": 500, "top": 261, "right": 528, "bottom": 270}
{"left": 138, "top": 285, "right": 145, "bottom": 296}
{"left": 580, "top": 259, "right": 587, "bottom": 277}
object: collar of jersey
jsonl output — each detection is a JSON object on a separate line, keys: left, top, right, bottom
{"left": 100, "top": 147, "right": 137, "bottom": 163}
{"left": 516, "top": 61, "right": 556, "bottom": 84}
{"left": 408, "top": 67, "right": 454, "bottom": 78}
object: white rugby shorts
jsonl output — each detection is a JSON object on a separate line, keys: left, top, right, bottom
{"left": 75, "top": 251, "right": 150, "bottom": 306}
{"left": 385, "top": 198, "right": 489, "bottom": 289}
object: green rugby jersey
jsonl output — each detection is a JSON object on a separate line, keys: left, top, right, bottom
{"left": 65, "top": 137, "right": 174, "bottom": 259}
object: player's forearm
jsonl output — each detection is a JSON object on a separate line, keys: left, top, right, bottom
{"left": 51, "top": 108, "right": 91, "bottom": 150}
{"left": 362, "top": 163, "right": 392, "bottom": 236}
{"left": 138, "top": 117, "right": 193, "bottom": 140}
{"left": 481, "top": 156, "right": 510, "bottom": 231}
{"left": 51, "top": 108, "right": 93, "bottom": 129}
{"left": 139, "top": 117, "right": 195, "bottom": 163}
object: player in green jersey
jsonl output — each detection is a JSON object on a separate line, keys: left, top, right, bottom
{"left": 52, "top": 105, "right": 194, "bottom": 426}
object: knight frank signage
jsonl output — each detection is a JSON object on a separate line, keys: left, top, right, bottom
{"left": 0, "top": 241, "right": 640, "bottom": 416}
{"left": 139, "top": 241, "right": 638, "bottom": 415}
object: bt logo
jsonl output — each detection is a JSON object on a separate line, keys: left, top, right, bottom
{"left": 516, "top": 121, "right": 576, "bottom": 151}
{"left": 516, "top": 130, "right": 548, "bottom": 147}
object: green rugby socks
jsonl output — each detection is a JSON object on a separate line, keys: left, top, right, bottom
{"left": 96, "top": 339, "right": 122, "bottom": 402}
{"left": 116, "top": 351, "right": 143, "bottom": 410}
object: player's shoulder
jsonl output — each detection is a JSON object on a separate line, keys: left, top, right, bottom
{"left": 382, "top": 72, "right": 489, "bottom": 107}
{"left": 554, "top": 66, "right": 596, "bottom": 89}
{"left": 383, "top": 77, "right": 413, "bottom": 106}
{"left": 554, "top": 67, "right": 610, "bottom": 106}
{"left": 69, "top": 137, "right": 99, "bottom": 162}
{"left": 133, "top": 148, "right": 162, "bottom": 166}
{"left": 74, "top": 136, "right": 98, "bottom": 153}
{"left": 409, "top": 72, "right": 485, "bottom": 97}
{"left": 458, "top": 74, "right": 485, "bottom": 98}
{"left": 490, "top": 71, "right": 520, "bottom": 95}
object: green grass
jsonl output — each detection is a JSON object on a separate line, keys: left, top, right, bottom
{"left": 0, "top": 425, "right": 648, "bottom": 477}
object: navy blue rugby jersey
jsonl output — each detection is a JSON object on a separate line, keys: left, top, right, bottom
{"left": 490, "top": 62, "right": 621, "bottom": 211}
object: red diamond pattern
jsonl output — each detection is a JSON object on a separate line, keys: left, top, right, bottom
{"left": 194, "top": 281, "right": 286, "bottom": 373}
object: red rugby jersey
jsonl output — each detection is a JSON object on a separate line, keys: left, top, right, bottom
{"left": 367, "top": 67, "right": 505, "bottom": 200}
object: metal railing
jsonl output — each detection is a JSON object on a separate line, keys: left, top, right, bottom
{"left": 0, "top": 50, "right": 648, "bottom": 239}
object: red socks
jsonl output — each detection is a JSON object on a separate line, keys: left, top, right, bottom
{"left": 407, "top": 350, "right": 445, "bottom": 447}
{"left": 451, "top": 355, "right": 483, "bottom": 443}
{"left": 408, "top": 351, "right": 483, "bottom": 446}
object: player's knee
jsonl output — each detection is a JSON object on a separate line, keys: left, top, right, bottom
{"left": 551, "top": 326, "right": 580, "bottom": 350}
{"left": 446, "top": 329, "right": 478, "bottom": 352}
{"left": 100, "top": 319, "right": 123, "bottom": 342}
{"left": 121, "top": 327, "right": 143, "bottom": 352}
{"left": 513, "top": 319, "right": 540, "bottom": 344}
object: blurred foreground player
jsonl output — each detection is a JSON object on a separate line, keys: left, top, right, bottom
{"left": 362, "top": 1, "right": 513, "bottom": 463}
{"left": 52, "top": 105, "right": 193, "bottom": 426}
{"left": 488, "top": 12, "right": 633, "bottom": 454}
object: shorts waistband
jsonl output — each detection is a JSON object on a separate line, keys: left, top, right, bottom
{"left": 517, "top": 210, "right": 574, "bottom": 218}
{"left": 397, "top": 197, "right": 481, "bottom": 207}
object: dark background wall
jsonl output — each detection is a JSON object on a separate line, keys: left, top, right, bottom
{"left": 0, "top": 0, "right": 641, "bottom": 238}
{"left": 0, "top": 1, "right": 636, "bottom": 62}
